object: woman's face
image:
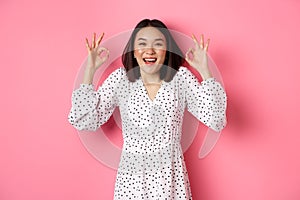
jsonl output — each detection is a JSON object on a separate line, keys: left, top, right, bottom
{"left": 134, "top": 26, "right": 167, "bottom": 77}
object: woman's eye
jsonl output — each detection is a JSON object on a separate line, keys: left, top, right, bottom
{"left": 155, "top": 43, "right": 163, "bottom": 46}
{"left": 138, "top": 42, "right": 146, "bottom": 46}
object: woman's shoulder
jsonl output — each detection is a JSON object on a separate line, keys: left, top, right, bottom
{"left": 100, "top": 67, "right": 128, "bottom": 86}
{"left": 106, "top": 67, "right": 127, "bottom": 79}
{"left": 111, "top": 67, "right": 126, "bottom": 75}
{"left": 175, "top": 66, "right": 206, "bottom": 84}
{"left": 176, "top": 66, "right": 194, "bottom": 79}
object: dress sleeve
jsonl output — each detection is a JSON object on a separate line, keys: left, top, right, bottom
{"left": 182, "top": 67, "right": 227, "bottom": 132}
{"left": 68, "top": 68, "right": 125, "bottom": 131}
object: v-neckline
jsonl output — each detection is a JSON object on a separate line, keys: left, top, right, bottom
{"left": 139, "top": 78, "right": 164, "bottom": 103}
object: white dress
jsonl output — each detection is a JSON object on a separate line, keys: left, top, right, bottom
{"left": 68, "top": 66, "right": 227, "bottom": 200}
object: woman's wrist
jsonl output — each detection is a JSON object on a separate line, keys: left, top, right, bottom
{"left": 200, "top": 71, "right": 213, "bottom": 80}
{"left": 194, "top": 66, "right": 213, "bottom": 80}
{"left": 82, "top": 67, "right": 96, "bottom": 84}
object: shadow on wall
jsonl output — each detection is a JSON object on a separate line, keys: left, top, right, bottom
{"left": 213, "top": 45, "right": 263, "bottom": 137}
{"left": 185, "top": 44, "right": 265, "bottom": 200}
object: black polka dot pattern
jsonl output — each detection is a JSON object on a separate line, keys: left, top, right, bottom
{"left": 182, "top": 68, "right": 227, "bottom": 132}
{"left": 68, "top": 67, "right": 227, "bottom": 200}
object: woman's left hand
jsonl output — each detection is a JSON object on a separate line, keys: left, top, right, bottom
{"left": 185, "top": 34, "right": 212, "bottom": 80}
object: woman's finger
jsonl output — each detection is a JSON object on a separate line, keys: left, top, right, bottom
{"left": 97, "top": 47, "right": 110, "bottom": 64}
{"left": 85, "top": 38, "right": 91, "bottom": 51}
{"left": 92, "top": 32, "right": 96, "bottom": 48}
{"left": 191, "top": 34, "right": 200, "bottom": 48}
{"left": 98, "top": 47, "right": 108, "bottom": 55}
{"left": 200, "top": 34, "right": 204, "bottom": 49}
{"left": 204, "top": 38, "right": 210, "bottom": 51}
{"left": 98, "top": 47, "right": 109, "bottom": 59}
{"left": 185, "top": 49, "right": 191, "bottom": 62}
{"left": 185, "top": 47, "right": 194, "bottom": 63}
{"left": 96, "top": 32, "right": 105, "bottom": 47}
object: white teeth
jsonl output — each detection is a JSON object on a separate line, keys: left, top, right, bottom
{"left": 144, "top": 58, "right": 156, "bottom": 62}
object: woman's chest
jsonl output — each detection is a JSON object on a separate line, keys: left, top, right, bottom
{"left": 117, "top": 80, "right": 185, "bottom": 128}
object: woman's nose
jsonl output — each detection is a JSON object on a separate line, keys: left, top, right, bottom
{"left": 145, "top": 47, "right": 155, "bottom": 55}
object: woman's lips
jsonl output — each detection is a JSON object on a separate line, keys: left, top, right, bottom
{"left": 143, "top": 57, "right": 157, "bottom": 65}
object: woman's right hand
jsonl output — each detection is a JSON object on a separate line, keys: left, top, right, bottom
{"left": 82, "top": 33, "right": 109, "bottom": 84}
{"left": 85, "top": 32, "right": 109, "bottom": 73}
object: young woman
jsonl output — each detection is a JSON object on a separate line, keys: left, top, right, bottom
{"left": 68, "top": 19, "right": 227, "bottom": 199}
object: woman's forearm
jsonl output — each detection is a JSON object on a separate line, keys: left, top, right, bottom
{"left": 193, "top": 65, "right": 213, "bottom": 81}
{"left": 82, "top": 67, "right": 96, "bottom": 84}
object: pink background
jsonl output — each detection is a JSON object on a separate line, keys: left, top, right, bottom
{"left": 1, "top": 0, "right": 300, "bottom": 199}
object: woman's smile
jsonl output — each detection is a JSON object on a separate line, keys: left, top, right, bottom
{"left": 143, "top": 57, "right": 157, "bottom": 65}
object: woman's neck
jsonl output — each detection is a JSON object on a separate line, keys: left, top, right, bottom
{"left": 140, "top": 72, "right": 161, "bottom": 84}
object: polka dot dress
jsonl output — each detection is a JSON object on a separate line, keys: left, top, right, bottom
{"left": 68, "top": 67, "right": 227, "bottom": 200}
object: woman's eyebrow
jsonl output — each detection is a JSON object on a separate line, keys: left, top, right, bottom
{"left": 137, "top": 38, "right": 165, "bottom": 42}
{"left": 154, "top": 38, "right": 164, "bottom": 42}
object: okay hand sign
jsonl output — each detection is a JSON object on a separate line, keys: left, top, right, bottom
{"left": 85, "top": 32, "right": 109, "bottom": 73}
{"left": 185, "top": 34, "right": 212, "bottom": 80}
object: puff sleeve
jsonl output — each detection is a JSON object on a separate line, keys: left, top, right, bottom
{"left": 181, "top": 67, "right": 227, "bottom": 132}
{"left": 68, "top": 68, "right": 125, "bottom": 131}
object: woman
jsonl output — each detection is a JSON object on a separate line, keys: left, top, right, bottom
{"left": 68, "top": 19, "right": 227, "bottom": 199}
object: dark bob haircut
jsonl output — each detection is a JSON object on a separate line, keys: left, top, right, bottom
{"left": 122, "top": 19, "right": 184, "bottom": 82}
